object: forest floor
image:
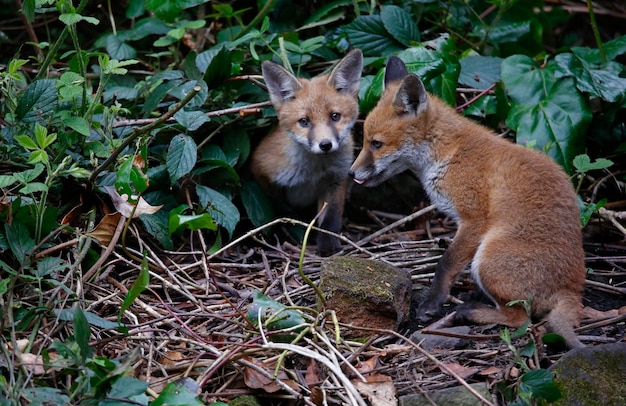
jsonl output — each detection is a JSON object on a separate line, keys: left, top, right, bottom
{"left": 62, "top": 196, "right": 626, "bottom": 405}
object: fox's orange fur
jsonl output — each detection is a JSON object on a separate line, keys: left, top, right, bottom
{"left": 350, "top": 57, "right": 586, "bottom": 348}
{"left": 251, "top": 50, "right": 363, "bottom": 256}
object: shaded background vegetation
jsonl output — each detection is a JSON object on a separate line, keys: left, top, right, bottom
{"left": 0, "top": 0, "right": 625, "bottom": 404}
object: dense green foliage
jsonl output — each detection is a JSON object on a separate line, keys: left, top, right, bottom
{"left": 0, "top": 0, "right": 624, "bottom": 404}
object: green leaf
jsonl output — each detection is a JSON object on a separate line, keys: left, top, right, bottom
{"left": 503, "top": 56, "right": 590, "bottom": 173}
{"left": 119, "top": 255, "right": 150, "bottom": 319}
{"left": 222, "top": 127, "right": 250, "bottom": 167}
{"left": 197, "top": 45, "right": 232, "bottom": 84}
{"left": 34, "top": 122, "right": 56, "bottom": 149}
{"left": 167, "top": 134, "right": 198, "bottom": 184}
{"left": 246, "top": 291, "right": 307, "bottom": 341}
{"left": 459, "top": 55, "right": 502, "bottom": 90}
{"left": 63, "top": 116, "right": 90, "bottom": 136}
{"left": 145, "top": 0, "right": 208, "bottom": 23}
{"left": 380, "top": 5, "right": 420, "bottom": 46}
{"left": 196, "top": 185, "right": 240, "bottom": 238}
{"left": 519, "top": 369, "right": 562, "bottom": 402}
{"left": 173, "top": 109, "right": 210, "bottom": 131}
{"left": 33, "top": 256, "right": 68, "bottom": 278}
{"left": 15, "top": 79, "right": 58, "bottom": 123}
{"left": 168, "top": 209, "right": 217, "bottom": 234}
{"left": 100, "top": 377, "right": 149, "bottom": 405}
{"left": 22, "top": 388, "right": 70, "bottom": 405}
{"left": 73, "top": 308, "right": 92, "bottom": 362}
{"left": 54, "top": 308, "right": 123, "bottom": 330}
{"left": 140, "top": 209, "right": 174, "bottom": 250}
{"left": 59, "top": 12, "right": 82, "bottom": 25}
{"left": 344, "top": 15, "right": 403, "bottom": 56}
{"left": 240, "top": 180, "right": 275, "bottom": 228}
{"left": 22, "top": 0, "right": 35, "bottom": 23}
{"left": 151, "top": 382, "right": 204, "bottom": 406}
{"left": 115, "top": 158, "right": 134, "bottom": 198}
{"left": 106, "top": 34, "right": 137, "bottom": 61}
{"left": 5, "top": 221, "right": 35, "bottom": 266}
{"left": 19, "top": 180, "right": 48, "bottom": 194}
{"left": 555, "top": 52, "right": 626, "bottom": 103}
{"left": 13, "top": 164, "right": 45, "bottom": 184}
{"left": 396, "top": 38, "right": 459, "bottom": 104}
{"left": 580, "top": 198, "right": 607, "bottom": 227}
{"left": 0, "top": 175, "right": 16, "bottom": 188}
{"left": 573, "top": 154, "right": 613, "bottom": 173}
{"left": 15, "top": 135, "right": 38, "bottom": 150}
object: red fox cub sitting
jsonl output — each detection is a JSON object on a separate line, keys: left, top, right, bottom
{"left": 350, "top": 57, "right": 586, "bottom": 348}
{"left": 250, "top": 49, "right": 363, "bottom": 256}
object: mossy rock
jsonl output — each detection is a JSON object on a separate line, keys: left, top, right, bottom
{"left": 320, "top": 257, "right": 412, "bottom": 335}
{"left": 551, "top": 342, "right": 626, "bottom": 406}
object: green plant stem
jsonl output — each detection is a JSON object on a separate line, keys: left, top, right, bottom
{"left": 34, "top": 0, "right": 89, "bottom": 80}
{"left": 87, "top": 86, "right": 201, "bottom": 185}
{"left": 234, "top": 0, "right": 280, "bottom": 40}
{"left": 586, "top": 0, "right": 607, "bottom": 63}
{"left": 298, "top": 203, "right": 328, "bottom": 310}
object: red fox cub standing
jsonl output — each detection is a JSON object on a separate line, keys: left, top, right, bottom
{"left": 350, "top": 57, "right": 586, "bottom": 348}
{"left": 250, "top": 49, "right": 363, "bottom": 256}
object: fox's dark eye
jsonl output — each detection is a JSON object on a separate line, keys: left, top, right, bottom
{"left": 371, "top": 140, "right": 383, "bottom": 150}
{"left": 299, "top": 117, "right": 310, "bottom": 127}
{"left": 330, "top": 112, "right": 341, "bottom": 121}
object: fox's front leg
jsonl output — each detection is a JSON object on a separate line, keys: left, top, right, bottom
{"left": 316, "top": 181, "right": 347, "bottom": 256}
{"left": 417, "top": 224, "right": 481, "bottom": 322}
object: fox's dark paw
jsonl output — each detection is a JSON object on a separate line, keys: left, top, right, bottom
{"left": 453, "top": 303, "right": 475, "bottom": 324}
{"left": 416, "top": 300, "right": 442, "bottom": 324}
{"left": 316, "top": 236, "right": 341, "bottom": 257}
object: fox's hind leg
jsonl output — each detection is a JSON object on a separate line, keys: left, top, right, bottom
{"left": 454, "top": 301, "right": 529, "bottom": 328}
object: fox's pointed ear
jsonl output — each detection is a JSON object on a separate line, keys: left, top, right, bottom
{"left": 384, "top": 56, "right": 409, "bottom": 87}
{"left": 327, "top": 49, "right": 363, "bottom": 96}
{"left": 393, "top": 74, "right": 428, "bottom": 116}
{"left": 262, "top": 61, "right": 303, "bottom": 106}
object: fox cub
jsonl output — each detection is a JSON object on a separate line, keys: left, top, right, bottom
{"left": 350, "top": 57, "right": 586, "bottom": 348}
{"left": 251, "top": 49, "right": 363, "bottom": 256}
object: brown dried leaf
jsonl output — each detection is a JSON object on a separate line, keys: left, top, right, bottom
{"left": 440, "top": 361, "right": 480, "bottom": 379}
{"left": 19, "top": 353, "right": 46, "bottom": 375}
{"left": 88, "top": 212, "right": 121, "bottom": 246}
{"left": 132, "top": 154, "right": 146, "bottom": 170}
{"left": 355, "top": 356, "right": 378, "bottom": 374}
{"left": 242, "top": 357, "right": 299, "bottom": 393}
{"left": 305, "top": 358, "right": 320, "bottom": 386}
{"left": 478, "top": 365, "right": 503, "bottom": 376}
{"left": 158, "top": 350, "right": 185, "bottom": 366}
{"left": 309, "top": 386, "right": 324, "bottom": 406}
{"left": 353, "top": 373, "right": 396, "bottom": 405}
{"left": 61, "top": 203, "right": 83, "bottom": 226}
{"left": 104, "top": 186, "right": 162, "bottom": 218}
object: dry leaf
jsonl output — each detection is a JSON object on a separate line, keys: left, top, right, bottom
{"left": 478, "top": 365, "right": 503, "bottom": 376}
{"left": 158, "top": 350, "right": 185, "bottom": 366}
{"left": 61, "top": 201, "right": 83, "bottom": 226}
{"left": 355, "top": 356, "right": 378, "bottom": 374}
{"left": 381, "top": 344, "right": 412, "bottom": 356}
{"left": 88, "top": 212, "right": 122, "bottom": 246}
{"left": 19, "top": 353, "right": 46, "bottom": 375}
{"left": 133, "top": 154, "right": 146, "bottom": 170}
{"left": 242, "top": 357, "right": 299, "bottom": 393}
{"left": 441, "top": 361, "right": 480, "bottom": 379}
{"left": 305, "top": 358, "right": 320, "bottom": 386}
{"left": 104, "top": 186, "right": 162, "bottom": 218}
{"left": 353, "top": 373, "right": 396, "bottom": 406}
{"left": 309, "top": 386, "right": 324, "bottom": 406}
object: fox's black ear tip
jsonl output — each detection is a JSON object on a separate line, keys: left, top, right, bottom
{"left": 384, "top": 56, "right": 409, "bottom": 85}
